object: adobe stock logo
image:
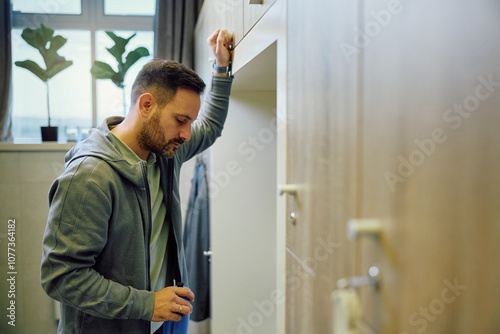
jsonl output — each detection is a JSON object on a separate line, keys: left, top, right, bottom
{"left": 224, "top": 235, "right": 340, "bottom": 334}
{"left": 400, "top": 277, "right": 467, "bottom": 334}
{"left": 384, "top": 74, "right": 500, "bottom": 192}
{"left": 339, "top": 0, "right": 413, "bottom": 63}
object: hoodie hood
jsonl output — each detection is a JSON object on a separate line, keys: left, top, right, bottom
{"left": 65, "top": 116, "right": 146, "bottom": 188}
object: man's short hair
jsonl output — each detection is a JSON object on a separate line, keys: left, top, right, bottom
{"left": 130, "top": 59, "right": 206, "bottom": 108}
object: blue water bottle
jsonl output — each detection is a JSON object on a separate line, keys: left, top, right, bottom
{"left": 163, "top": 283, "right": 190, "bottom": 334}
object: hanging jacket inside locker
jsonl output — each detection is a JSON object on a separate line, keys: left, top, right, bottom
{"left": 183, "top": 158, "right": 210, "bottom": 321}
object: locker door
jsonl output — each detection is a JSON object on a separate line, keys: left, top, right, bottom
{"left": 286, "top": 0, "right": 359, "bottom": 332}
{"left": 359, "top": 0, "right": 500, "bottom": 332}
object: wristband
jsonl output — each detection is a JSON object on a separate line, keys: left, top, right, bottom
{"left": 212, "top": 63, "right": 230, "bottom": 74}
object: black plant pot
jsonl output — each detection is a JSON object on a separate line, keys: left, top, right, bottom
{"left": 41, "top": 126, "right": 58, "bottom": 142}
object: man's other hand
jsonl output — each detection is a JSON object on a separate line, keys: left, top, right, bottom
{"left": 151, "top": 286, "right": 195, "bottom": 322}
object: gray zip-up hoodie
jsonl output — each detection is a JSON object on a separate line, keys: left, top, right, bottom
{"left": 41, "top": 76, "right": 232, "bottom": 334}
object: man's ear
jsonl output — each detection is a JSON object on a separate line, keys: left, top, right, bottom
{"left": 138, "top": 93, "right": 155, "bottom": 118}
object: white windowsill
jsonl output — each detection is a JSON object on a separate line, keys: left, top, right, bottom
{"left": 0, "top": 142, "right": 75, "bottom": 152}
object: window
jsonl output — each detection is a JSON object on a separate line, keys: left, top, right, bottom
{"left": 11, "top": 0, "right": 155, "bottom": 143}
{"left": 13, "top": 0, "right": 82, "bottom": 15}
{"left": 104, "top": 0, "right": 156, "bottom": 16}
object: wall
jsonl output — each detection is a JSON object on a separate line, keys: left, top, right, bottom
{"left": 0, "top": 144, "right": 72, "bottom": 334}
{"left": 210, "top": 88, "right": 277, "bottom": 334}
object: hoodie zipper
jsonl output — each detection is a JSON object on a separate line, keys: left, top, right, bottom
{"left": 141, "top": 161, "right": 152, "bottom": 291}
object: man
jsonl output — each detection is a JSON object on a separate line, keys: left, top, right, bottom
{"left": 41, "top": 29, "right": 233, "bottom": 334}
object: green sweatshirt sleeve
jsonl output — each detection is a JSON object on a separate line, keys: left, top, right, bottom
{"left": 176, "top": 75, "right": 233, "bottom": 162}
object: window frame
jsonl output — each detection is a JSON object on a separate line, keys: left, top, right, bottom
{"left": 11, "top": 0, "right": 155, "bottom": 129}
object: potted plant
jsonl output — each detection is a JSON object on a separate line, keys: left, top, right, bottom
{"left": 15, "top": 24, "right": 73, "bottom": 142}
{"left": 90, "top": 32, "right": 150, "bottom": 115}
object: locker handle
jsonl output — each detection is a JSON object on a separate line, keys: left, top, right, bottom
{"left": 278, "top": 184, "right": 298, "bottom": 196}
{"left": 347, "top": 218, "right": 381, "bottom": 240}
{"left": 337, "top": 266, "right": 381, "bottom": 291}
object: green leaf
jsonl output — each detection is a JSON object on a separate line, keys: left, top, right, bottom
{"left": 105, "top": 31, "right": 120, "bottom": 42}
{"left": 111, "top": 73, "right": 125, "bottom": 88}
{"left": 91, "top": 61, "right": 118, "bottom": 80}
{"left": 106, "top": 45, "right": 125, "bottom": 65}
{"left": 91, "top": 61, "right": 125, "bottom": 88}
{"left": 91, "top": 31, "right": 146, "bottom": 89}
{"left": 34, "top": 24, "right": 54, "bottom": 52}
{"left": 123, "top": 47, "right": 150, "bottom": 73}
{"left": 47, "top": 60, "right": 73, "bottom": 79}
{"left": 17, "top": 24, "right": 73, "bottom": 83}
{"left": 20, "top": 24, "right": 56, "bottom": 52}
{"left": 39, "top": 24, "right": 54, "bottom": 44}
{"left": 42, "top": 49, "right": 65, "bottom": 70}
{"left": 49, "top": 35, "right": 68, "bottom": 52}
{"left": 106, "top": 31, "right": 136, "bottom": 46}
{"left": 15, "top": 60, "right": 48, "bottom": 82}
{"left": 105, "top": 31, "right": 136, "bottom": 65}
{"left": 20, "top": 27, "right": 42, "bottom": 50}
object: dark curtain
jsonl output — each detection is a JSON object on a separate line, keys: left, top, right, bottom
{"left": 0, "top": 0, "right": 13, "bottom": 142}
{"left": 154, "top": 0, "right": 204, "bottom": 70}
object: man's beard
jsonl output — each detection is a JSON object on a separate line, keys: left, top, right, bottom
{"left": 138, "top": 112, "right": 184, "bottom": 158}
